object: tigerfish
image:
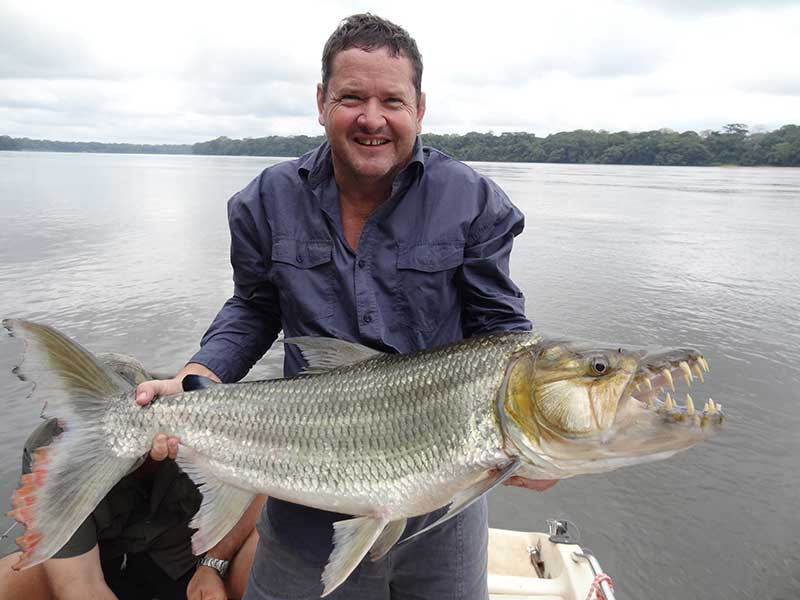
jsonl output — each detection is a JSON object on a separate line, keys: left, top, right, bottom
{"left": 3, "top": 319, "right": 722, "bottom": 596}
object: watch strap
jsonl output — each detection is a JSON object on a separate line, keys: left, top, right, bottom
{"left": 199, "top": 555, "right": 230, "bottom": 578}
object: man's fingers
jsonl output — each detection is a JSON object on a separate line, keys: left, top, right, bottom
{"left": 135, "top": 381, "right": 160, "bottom": 406}
{"left": 150, "top": 434, "right": 169, "bottom": 461}
{"left": 150, "top": 434, "right": 180, "bottom": 461}
{"left": 168, "top": 437, "right": 179, "bottom": 460}
{"left": 150, "top": 433, "right": 181, "bottom": 460}
{"left": 135, "top": 378, "right": 182, "bottom": 406}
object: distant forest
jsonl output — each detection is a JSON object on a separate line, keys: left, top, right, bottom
{"left": 2, "top": 124, "right": 798, "bottom": 166}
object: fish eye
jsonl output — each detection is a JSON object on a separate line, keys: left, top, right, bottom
{"left": 589, "top": 356, "right": 609, "bottom": 375}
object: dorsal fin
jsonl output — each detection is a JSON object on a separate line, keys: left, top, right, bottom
{"left": 281, "top": 337, "right": 385, "bottom": 374}
{"left": 182, "top": 374, "right": 216, "bottom": 392}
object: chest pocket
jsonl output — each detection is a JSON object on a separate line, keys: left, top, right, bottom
{"left": 395, "top": 242, "right": 464, "bottom": 333}
{"left": 271, "top": 238, "right": 335, "bottom": 322}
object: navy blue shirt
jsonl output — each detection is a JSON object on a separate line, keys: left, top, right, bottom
{"left": 191, "top": 138, "right": 531, "bottom": 559}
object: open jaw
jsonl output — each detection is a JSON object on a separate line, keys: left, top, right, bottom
{"left": 506, "top": 343, "right": 725, "bottom": 478}
{"left": 577, "top": 347, "right": 725, "bottom": 467}
{"left": 626, "top": 349, "right": 721, "bottom": 429}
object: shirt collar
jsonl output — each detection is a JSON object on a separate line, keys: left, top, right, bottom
{"left": 298, "top": 137, "right": 426, "bottom": 189}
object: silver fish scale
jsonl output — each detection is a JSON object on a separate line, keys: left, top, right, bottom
{"left": 115, "top": 332, "right": 540, "bottom": 517}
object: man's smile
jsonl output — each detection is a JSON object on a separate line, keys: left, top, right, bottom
{"left": 354, "top": 138, "right": 390, "bottom": 146}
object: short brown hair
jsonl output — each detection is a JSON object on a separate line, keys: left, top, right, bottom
{"left": 321, "top": 13, "right": 423, "bottom": 100}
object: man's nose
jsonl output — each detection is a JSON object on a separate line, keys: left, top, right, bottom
{"left": 357, "top": 98, "right": 385, "bottom": 130}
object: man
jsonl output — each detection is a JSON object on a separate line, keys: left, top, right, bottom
{"left": 0, "top": 355, "right": 256, "bottom": 600}
{"left": 138, "top": 13, "right": 554, "bottom": 600}
{"left": 0, "top": 419, "right": 202, "bottom": 600}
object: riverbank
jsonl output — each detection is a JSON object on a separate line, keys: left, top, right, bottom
{"left": 2, "top": 124, "right": 798, "bottom": 166}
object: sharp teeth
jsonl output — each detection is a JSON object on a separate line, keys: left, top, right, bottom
{"left": 664, "top": 392, "right": 674, "bottom": 410}
{"left": 642, "top": 378, "right": 653, "bottom": 391}
{"left": 685, "top": 394, "right": 695, "bottom": 415}
{"left": 679, "top": 361, "right": 694, "bottom": 383}
{"left": 692, "top": 363, "right": 705, "bottom": 383}
{"left": 708, "top": 398, "right": 716, "bottom": 413}
{"left": 661, "top": 369, "right": 675, "bottom": 392}
{"left": 699, "top": 357, "right": 710, "bottom": 372}
{"left": 703, "top": 400, "right": 710, "bottom": 413}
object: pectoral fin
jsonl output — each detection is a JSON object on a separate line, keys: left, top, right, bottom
{"left": 322, "top": 516, "right": 388, "bottom": 596}
{"left": 400, "top": 458, "right": 521, "bottom": 546}
{"left": 175, "top": 445, "right": 256, "bottom": 554}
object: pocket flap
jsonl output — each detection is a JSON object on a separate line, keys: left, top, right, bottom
{"left": 397, "top": 242, "right": 464, "bottom": 272}
{"left": 272, "top": 238, "right": 332, "bottom": 268}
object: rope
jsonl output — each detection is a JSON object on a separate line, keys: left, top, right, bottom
{"left": 0, "top": 521, "right": 17, "bottom": 539}
{"left": 585, "top": 573, "right": 614, "bottom": 600}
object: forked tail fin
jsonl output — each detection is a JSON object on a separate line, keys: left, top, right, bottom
{"left": 3, "top": 319, "right": 144, "bottom": 569}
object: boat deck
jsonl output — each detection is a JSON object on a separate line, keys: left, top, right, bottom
{"left": 488, "top": 529, "right": 608, "bottom": 600}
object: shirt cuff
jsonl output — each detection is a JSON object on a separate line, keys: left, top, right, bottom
{"left": 190, "top": 343, "right": 250, "bottom": 383}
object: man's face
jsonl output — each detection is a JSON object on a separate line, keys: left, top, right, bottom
{"left": 317, "top": 46, "right": 425, "bottom": 188}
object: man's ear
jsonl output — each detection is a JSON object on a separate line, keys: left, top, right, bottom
{"left": 317, "top": 83, "right": 326, "bottom": 126}
{"left": 416, "top": 92, "right": 426, "bottom": 134}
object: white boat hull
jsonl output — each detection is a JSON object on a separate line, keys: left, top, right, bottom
{"left": 488, "top": 528, "right": 610, "bottom": 600}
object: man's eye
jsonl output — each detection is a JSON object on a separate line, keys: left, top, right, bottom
{"left": 341, "top": 95, "right": 361, "bottom": 104}
{"left": 385, "top": 98, "right": 403, "bottom": 105}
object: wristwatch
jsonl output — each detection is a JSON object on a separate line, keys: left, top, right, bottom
{"left": 199, "top": 555, "right": 230, "bottom": 578}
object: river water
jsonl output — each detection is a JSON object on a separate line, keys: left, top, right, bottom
{"left": 0, "top": 151, "right": 798, "bottom": 599}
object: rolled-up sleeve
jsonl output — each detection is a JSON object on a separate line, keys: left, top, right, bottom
{"left": 190, "top": 179, "right": 282, "bottom": 382}
{"left": 459, "top": 182, "right": 532, "bottom": 337}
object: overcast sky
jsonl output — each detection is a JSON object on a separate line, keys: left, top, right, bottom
{"left": 1, "top": 0, "right": 798, "bottom": 144}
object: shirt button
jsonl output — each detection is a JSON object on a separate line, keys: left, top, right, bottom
{"left": 296, "top": 255, "right": 304, "bottom": 264}
{"left": 363, "top": 313, "right": 372, "bottom": 323}
{"left": 357, "top": 259, "right": 365, "bottom": 268}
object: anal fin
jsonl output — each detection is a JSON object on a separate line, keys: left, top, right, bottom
{"left": 400, "top": 458, "right": 521, "bottom": 546}
{"left": 175, "top": 445, "right": 256, "bottom": 554}
{"left": 322, "top": 516, "right": 388, "bottom": 596}
{"left": 369, "top": 518, "right": 406, "bottom": 561}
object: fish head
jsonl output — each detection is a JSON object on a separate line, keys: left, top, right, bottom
{"left": 500, "top": 341, "right": 722, "bottom": 477}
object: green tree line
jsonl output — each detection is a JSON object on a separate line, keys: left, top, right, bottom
{"left": 0, "top": 136, "right": 191, "bottom": 154}
{"left": 2, "top": 124, "right": 798, "bottom": 166}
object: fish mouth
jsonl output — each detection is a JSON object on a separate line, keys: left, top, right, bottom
{"left": 622, "top": 348, "right": 723, "bottom": 430}
{"left": 500, "top": 340, "right": 724, "bottom": 478}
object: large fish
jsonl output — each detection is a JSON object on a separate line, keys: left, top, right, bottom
{"left": 3, "top": 319, "right": 722, "bottom": 595}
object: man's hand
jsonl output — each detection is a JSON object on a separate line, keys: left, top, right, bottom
{"left": 187, "top": 565, "right": 227, "bottom": 600}
{"left": 503, "top": 476, "right": 558, "bottom": 492}
{"left": 135, "top": 363, "right": 221, "bottom": 461}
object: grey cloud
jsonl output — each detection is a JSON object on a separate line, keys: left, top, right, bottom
{"left": 0, "top": 80, "right": 111, "bottom": 115}
{"left": 0, "top": 4, "right": 319, "bottom": 86}
{"left": 186, "top": 81, "right": 317, "bottom": 119}
{"left": 0, "top": 6, "right": 108, "bottom": 80}
{"left": 528, "top": 42, "right": 665, "bottom": 79}
{"left": 738, "top": 77, "right": 800, "bottom": 97}
{"left": 448, "top": 31, "right": 668, "bottom": 86}
{"left": 182, "top": 45, "right": 318, "bottom": 86}
{"left": 630, "top": 0, "right": 799, "bottom": 15}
